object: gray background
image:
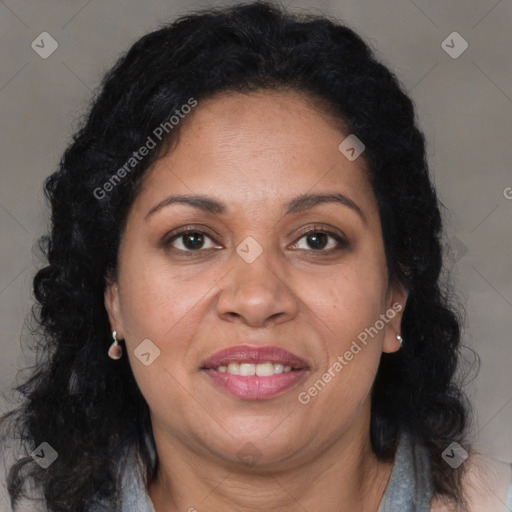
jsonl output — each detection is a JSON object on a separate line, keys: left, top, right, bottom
{"left": 0, "top": 0, "right": 511, "bottom": 462}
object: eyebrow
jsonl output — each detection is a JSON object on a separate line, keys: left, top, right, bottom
{"left": 144, "top": 192, "right": 365, "bottom": 223}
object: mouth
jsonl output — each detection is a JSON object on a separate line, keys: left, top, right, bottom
{"left": 200, "top": 345, "right": 310, "bottom": 400}
{"left": 211, "top": 361, "right": 296, "bottom": 376}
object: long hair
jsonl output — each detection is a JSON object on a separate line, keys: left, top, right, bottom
{"left": 1, "top": 2, "right": 472, "bottom": 510}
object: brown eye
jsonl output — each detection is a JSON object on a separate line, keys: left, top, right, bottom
{"left": 292, "top": 228, "right": 348, "bottom": 252}
{"left": 164, "top": 229, "right": 220, "bottom": 252}
{"left": 304, "top": 232, "right": 330, "bottom": 250}
{"left": 178, "top": 232, "right": 206, "bottom": 250}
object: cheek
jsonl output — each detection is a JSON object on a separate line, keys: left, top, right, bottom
{"left": 115, "top": 260, "right": 222, "bottom": 411}
{"left": 305, "top": 250, "right": 388, "bottom": 348}
{"left": 116, "top": 262, "right": 218, "bottom": 419}
{"left": 118, "top": 256, "right": 215, "bottom": 341}
{"left": 298, "top": 271, "right": 385, "bottom": 420}
{"left": 298, "top": 243, "right": 388, "bottom": 406}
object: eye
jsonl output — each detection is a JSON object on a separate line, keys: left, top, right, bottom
{"left": 162, "top": 225, "right": 348, "bottom": 255}
{"left": 291, "top": 228, "right": 348, "bottom": 252}
{"left": 164, "top": 228, "right": 221, "bottom": 252}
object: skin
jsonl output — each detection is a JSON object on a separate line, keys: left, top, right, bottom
{"left": 105, "top": 90, "right": 409, "bottom": 512}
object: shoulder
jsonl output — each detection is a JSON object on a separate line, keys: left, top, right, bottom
{"left": 431, "top": 453, "right": 512, "bottom": 512}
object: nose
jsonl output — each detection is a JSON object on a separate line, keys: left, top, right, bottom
{"left": 216, "top": 245, "right": 300, "bottom": 328}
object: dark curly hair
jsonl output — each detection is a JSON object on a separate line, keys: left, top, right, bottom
{"left": 1, "top": 1, "right": 473, "bottom": 510}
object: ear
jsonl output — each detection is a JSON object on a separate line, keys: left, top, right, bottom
{"left": 104, "top": 271, "right": 124, "bottom": 339}
{"left": 382, "top": 280, "right": 408, "bottom": 354}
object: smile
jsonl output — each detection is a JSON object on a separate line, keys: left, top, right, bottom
{"left": 216, "top": 362, "right": 292, "bottom": 376}
{"left": 201, "top": 344, "right": 310, "bottom": 400}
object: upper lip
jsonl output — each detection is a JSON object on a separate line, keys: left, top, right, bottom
{"left": 201, "top": 345, "right": 310, "bottom": 370}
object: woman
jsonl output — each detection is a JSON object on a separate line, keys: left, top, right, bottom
{"left": 1, "top": 2, "right": 511, "bottom": 511}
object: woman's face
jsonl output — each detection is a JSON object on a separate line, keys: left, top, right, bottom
{"left": 105, "top": 90, "right": 407, "bottom": 469}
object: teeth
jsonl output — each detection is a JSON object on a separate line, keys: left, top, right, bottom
{"left": 227, "top": 363, "right": 239, "bottom": 375}
{"left": 274, "top": 364, "right": 284, "bottom": 374}
{"left": 239, "top": 363, "right": 255, "bottom": 376}
{"left": 255, "top": 363, "right": 273, "bottom": 377}
{"left": 215, "top": 362, "right": 294, "bottom": 376}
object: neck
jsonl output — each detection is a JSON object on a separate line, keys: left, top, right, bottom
{"left": 147, "top": 413, "right": 394, "bottom": 512}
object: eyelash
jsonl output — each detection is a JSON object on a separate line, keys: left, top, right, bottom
{"left": 163, "top": 225, "right": 348, "bottom": 256}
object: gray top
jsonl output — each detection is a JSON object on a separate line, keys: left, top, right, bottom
{"left": 376, "top": 433, "right": 433, "bottom": 512}
{"left": 119, "top": 433, "right": 433, "bottom": 512}
{"left": 2, "top": 434, "right": 511, "bottom": 511}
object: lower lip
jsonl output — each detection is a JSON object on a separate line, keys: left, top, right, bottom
{"left": 203, "top": 369, "right": 308, "bottom": 399}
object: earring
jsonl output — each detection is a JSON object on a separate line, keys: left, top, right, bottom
{"left": 108, "top": 330, "right": 123, "bottom": 360}
{"left": 396, "top": 334, "right": 403, "bottom": 348}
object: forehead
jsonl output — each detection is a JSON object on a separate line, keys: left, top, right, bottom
{"left": 134, "top": 90, "right": 378, "bottom": 223}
